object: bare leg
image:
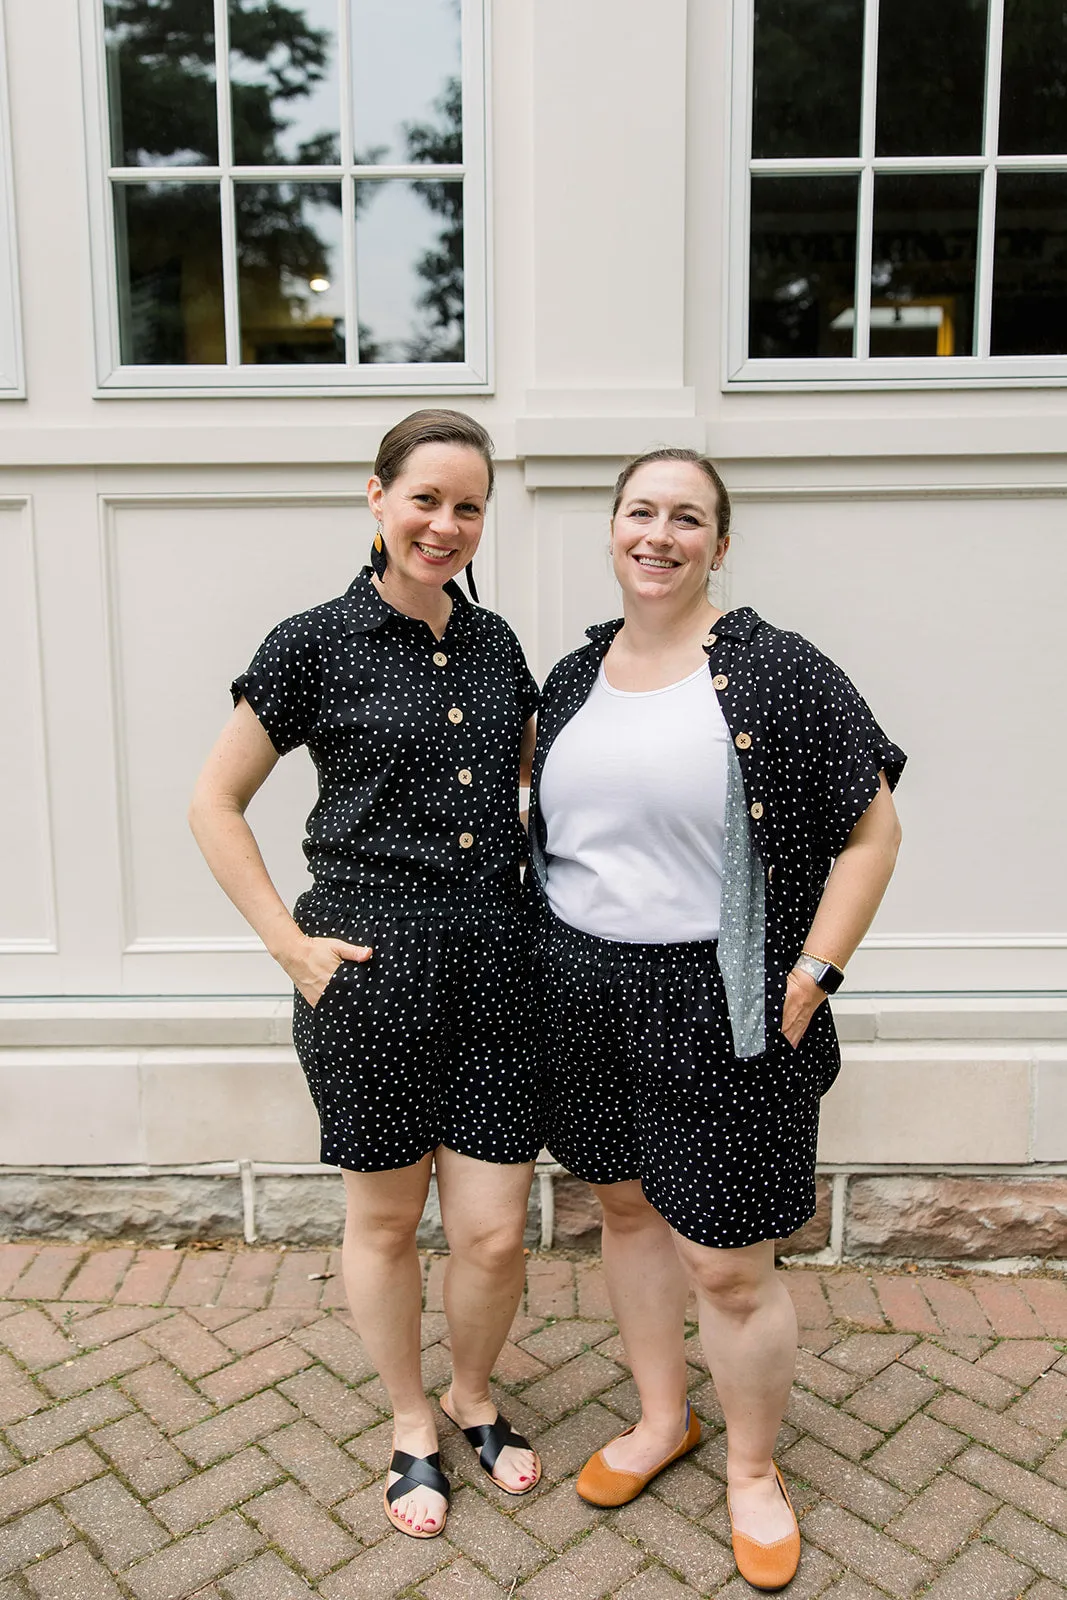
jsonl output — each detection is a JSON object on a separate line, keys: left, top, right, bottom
{"left": 594, "top": 1180, "right": 692, "bottom": 1471}
{"left": 340, "top": 1158, "right": 447, "bottom": 1535}
{"left": 435, "top": 1146, "right": 539, "bottom": 1491}
{"left": 671, "top": 1233, "right": 797, "bottom": 1543}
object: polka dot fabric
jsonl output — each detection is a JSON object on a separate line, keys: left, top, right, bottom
{"left": 529, "top": 606, "right": 905, "bottom": 1048}
{"left": 535, "top": 909, "right": 832, "bottom": 1248}
{"left": 293, "top": 888, "right": 539, "bottom": 1171}
{"left": 231, "top": 568, "right": 542, "bottom": 1172}
{"left": 232, "top": 568, "right": 539, "bottom": 906}
{"left": 527, "top": 605, "right": 905, "bottom": 1246}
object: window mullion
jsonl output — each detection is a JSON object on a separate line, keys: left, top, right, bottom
{"left": 214, "top": 0, "right": 240, "bottom": 368}
{"left": 337, "top": 0, "right": 358, "bottom": 366}
{"left": 974, "top": 0, "right": 1005, "bottom": 359}
{"left": 852, "top": 0, "right": 880, "bottom": 360}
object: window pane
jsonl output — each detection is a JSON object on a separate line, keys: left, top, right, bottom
{"left": 1000, "top": 0, "right": 1067, "bottom": 156}
{"left": 869, "top": 173, "right": 980, "bottom": 356}
{"left": 749, "top": 176, "right": 858, "bottom": 358}
{"left": 230, "top": 0, "right": 342, "bottom": 165}
{"left": 114, "top": 182, "right": 225, "bottom": 363}
{"left": 104, "top": 0, "right": 217, "bottom": 166}
{"left": 351, "top": 0, "right": 462, "bottom": 165}
{"left": 235, "top": 183, "right": 344, "bottom": 363}
{"left": 752, "top": 0, "right": 864, "bottom": 158}
{"left": 991, "top": 174, "right": 1067, "bottom": 355}
{"left": 876, "top": 0, "right": 987, "bottom": 156}
{"left": 355, "top": 179, "right": 463, "bottom": 362}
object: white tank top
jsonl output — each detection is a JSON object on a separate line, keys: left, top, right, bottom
{"left": 540, "top": 661, "right": 729, "bottom": 943}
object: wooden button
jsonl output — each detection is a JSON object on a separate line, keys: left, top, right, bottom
{"left": 712, "top": 674, "right": 728, "bottom": 690}
{"left": 735, "top": 732, "right": 752, "bottom": 750}
{"left": 433, "top": 651, "right": 448, "bottom": 667}
{"left": 750, "top": 801, "right": 764, "bottom": 820}
{"left": 448, "top": 707, "right": 463, "bottom": 724}
{"left": 459, "top": 832, "right": 474, "bottom": 848}
{"left": 704, "top": 632, "right": 718, "bottom": 648}
{"left": 458, "top": 769, "right": 472, "bottom": 785}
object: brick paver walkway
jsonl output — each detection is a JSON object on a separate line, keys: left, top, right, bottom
{"left": 0, "top": 1246, "right": 1066, "bottom": 1598}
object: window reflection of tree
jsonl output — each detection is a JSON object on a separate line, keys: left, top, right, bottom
{"left": 108, "top": 0, "right": 468, "bottom": 366}
{"left": 399, "top": 76, "right": 464, "bottom": 363}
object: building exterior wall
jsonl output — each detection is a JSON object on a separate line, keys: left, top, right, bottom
{"left": 1, "top": 0, "right": 1065, "bottom": 1236}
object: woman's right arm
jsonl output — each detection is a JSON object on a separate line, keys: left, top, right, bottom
{"left": 188, "top": 698, "right": 371, "bottom": 1004}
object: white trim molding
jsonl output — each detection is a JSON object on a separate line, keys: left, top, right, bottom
{"left": 78, "top": 0, "right": 491, "bottom": 396}
{"left": 98, "top": 488, "right": 368, "bottom": 955}
{"left": 0, "top": 2, "right": 24, "bottom": 397}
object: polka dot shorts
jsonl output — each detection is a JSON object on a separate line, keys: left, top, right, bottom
{"left": 292, "top": 887, "right": 541, "bottom": 1172}
{"left": 535, "top": 908, "right": 826, "bottom": 1249}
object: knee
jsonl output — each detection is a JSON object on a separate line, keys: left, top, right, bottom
{"left": 448, "top": 1218, "right": 525, "bottom": 1274}
{"left": 344, "top": 1206, "right": 421, "bottom": 1259}
{"left": 596, "top": 1181, "right": 660, "bottom": 1236}
{"left": 685, "top": 1257, "right": 769, "bottom": 1320}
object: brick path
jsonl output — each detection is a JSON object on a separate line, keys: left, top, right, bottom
{"left": 1, "top": 1246, "right": 1066, "bottom": 1598}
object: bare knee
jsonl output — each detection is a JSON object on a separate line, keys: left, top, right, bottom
{"left": 340, "top": 1160, "right": 431, "bottom": 1259}
{"left": 678, "top": 1244, "right": 775, "bottom": 1320}
{"left": 447, "top": 1217, "right": 525, "bottom": 1274}
{"left": 595, "top": 1180, "right": 663, "bottom": 1236}
{"left": 344, "top": 1208, "right": 421, "bottom": 1261}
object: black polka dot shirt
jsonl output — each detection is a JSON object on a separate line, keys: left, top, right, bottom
{"left": 233, "top": 569, "right": 539, "bottom": 908}
{"left": 528, "top": 606, "right": 906, "bottom": 1050}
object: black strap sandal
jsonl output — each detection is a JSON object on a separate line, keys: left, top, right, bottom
{"left": 383, "top": 1447, "right": 450, "bottom": 1539}
{"left": 440, "top": 1397, "right": 542, "bottom": 1496}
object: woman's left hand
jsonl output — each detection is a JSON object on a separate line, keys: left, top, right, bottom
{"left": 781, "top": 966, "right": 827, "bottom": 1049}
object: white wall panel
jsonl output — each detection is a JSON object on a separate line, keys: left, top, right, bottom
{"left": 531, "top": 0, "right": 688, "bottom": 390}
{"left": 105, "top": 495, "right": 373, "bottom": 989}
{"left": 0, "top": 500, "right": 55, "bottom": 953}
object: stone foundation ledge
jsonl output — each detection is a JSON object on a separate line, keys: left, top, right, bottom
{"left": 2, "top": 993, "right": 1066, "bottom": 1046}
{"left": 1, "top": 1163, "right": 1066, "bottom": 1266}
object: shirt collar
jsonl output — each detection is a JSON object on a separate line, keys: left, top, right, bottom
{"left": 340, "top": 566, "right": 471, "bottom": 638}
{"left": 584, "top": 605, "right": 760, "bottom": 651}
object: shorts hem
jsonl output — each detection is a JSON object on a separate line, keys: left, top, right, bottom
{"left": 645, "top": 1185, "right": 817, "bottom": 1251}
{"left": 323, "top": 1138, "right": 543, "bottom": 1172}
{"left": 545, "top": 1146, "right": 642, "bottom": 1188}
{"left": 439, "top": 1139, "right": 542, "bottom": 1167}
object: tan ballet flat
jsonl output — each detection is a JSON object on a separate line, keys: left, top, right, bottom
{"left": 575, "top": 1403, "right": 701, "bottom": 1507}
{"left": 728, "top": 1462, "right": 801, "bottom": 1590}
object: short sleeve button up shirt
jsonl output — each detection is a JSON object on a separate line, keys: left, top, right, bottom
{"left": 528, "top": 607, "right": 905, "bottom": 1068}
{"left": 233, "top": 569, "right": 539, "bottom": 907}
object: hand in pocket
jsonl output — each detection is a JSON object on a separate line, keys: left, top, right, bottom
{"left": 286, "top": 935, "right": 373, "bottom": 1008}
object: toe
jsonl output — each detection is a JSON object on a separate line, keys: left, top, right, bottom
{"left": 495, "top": 1443, "right": 539, "bottom": 1491}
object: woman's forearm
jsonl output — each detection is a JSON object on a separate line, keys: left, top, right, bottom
{"left": 188, "top": 797, "right": 303, "bottom": 965}
{"left": 801, "top": 827, "right": 901, "bottom": 971}
{"left": 780, "top": 776, "right": 901, "bottom": 1046}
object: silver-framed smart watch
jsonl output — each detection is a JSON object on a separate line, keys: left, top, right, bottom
{"left": 794, "top": 952, "right": 845, "bottom": 995}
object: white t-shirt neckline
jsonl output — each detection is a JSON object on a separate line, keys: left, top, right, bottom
{"left": 597, "top": 661, "right": 710, "bottom": 699}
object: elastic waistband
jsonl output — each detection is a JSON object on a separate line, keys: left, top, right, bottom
{"left": 297, "top": 881, "right": 523, "bottom": 926}
{"left": 538, "top": 902, "right": 718, "bottom": 964}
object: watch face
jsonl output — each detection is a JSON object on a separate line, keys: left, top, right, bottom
{"left": 817, "top": 963, "right": 844, "bottom": 995}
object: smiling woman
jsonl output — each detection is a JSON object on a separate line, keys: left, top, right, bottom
{"left": 366, "top": 408, "right": 493, "bottom": 608}
{"left": 187, "top": 410, "right": 543, "bottom": 1542}
{"left": 526, "top": 446, "right": 905, "bottom": 1590}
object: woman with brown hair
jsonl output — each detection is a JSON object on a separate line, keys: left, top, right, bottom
{"left": 528, "top": 447, "right": 904, "bottom": 1589}
{"left": 190, "top": 410, "right": 541, "bottom": 1541}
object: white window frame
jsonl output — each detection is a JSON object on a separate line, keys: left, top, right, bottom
{"left": 79, "top": 0, "right": 491, "bottom": 396}
{"left": 725, "top": 0, "right": 1067, "bottom": 390}
{"left": 0, "top": 2, "right": 25, "bottom": 399}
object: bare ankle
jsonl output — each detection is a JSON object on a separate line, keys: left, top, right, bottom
{"left": 445, "top": 1382, "right": 492, "bottom": 1413}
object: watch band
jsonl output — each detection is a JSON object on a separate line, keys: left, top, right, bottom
{"left": 794, "top": 952, "right": 845, "bottom": 994}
